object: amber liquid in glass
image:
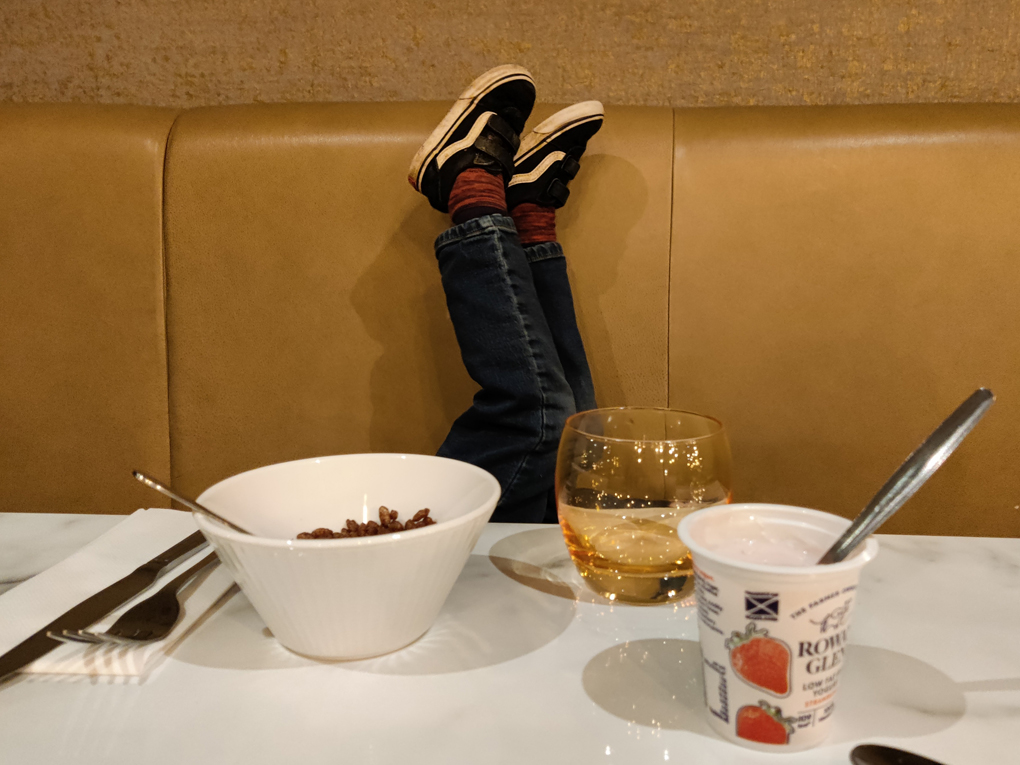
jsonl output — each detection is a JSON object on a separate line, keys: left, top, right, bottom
{"left": 559, "top": 497, "right": 728, "bottom": 604}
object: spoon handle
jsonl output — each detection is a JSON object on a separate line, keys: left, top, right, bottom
{"left": 133, "top": 471, "right": 252, "bottom": 535}
{"left": 850, "top": 743, "right": 947, "bottom": 765}
{"left": 818, "top": 388, "right": 994, "bottom": 564}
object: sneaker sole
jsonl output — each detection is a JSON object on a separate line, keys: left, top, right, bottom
{"left": 514, "top": 100, "right": 605, "bottom": 164}
{"left": 408, "top": 64, "right": 535, "bottom": 190}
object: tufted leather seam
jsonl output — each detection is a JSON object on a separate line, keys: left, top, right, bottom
{"left": 160, "top": 110, "right": 184, "bottom": 503}
{"left": 667, "top": 107, "right": 676, "bottom": 409}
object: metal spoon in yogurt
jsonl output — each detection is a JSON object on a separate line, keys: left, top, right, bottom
{"left": 818, "top": 388, "right": 994, "bottom": 564}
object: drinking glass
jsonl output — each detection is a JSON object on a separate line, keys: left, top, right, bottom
{"left": 556, "top": 407, "right": 733, "bottom": 604}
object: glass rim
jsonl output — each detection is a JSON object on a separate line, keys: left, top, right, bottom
{"left": 563, "top": 406, "right": 726, "bottom": 444}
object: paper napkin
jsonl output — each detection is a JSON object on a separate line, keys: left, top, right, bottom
{"left": 0, "top": 508, "right": 235, "bottom": 678}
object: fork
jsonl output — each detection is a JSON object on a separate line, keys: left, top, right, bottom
{"left": 52, "top": 553, "right": 219, "bottom": 645}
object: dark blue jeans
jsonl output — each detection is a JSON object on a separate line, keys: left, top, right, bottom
{"left": 434, "top": 214, "right": 597, "bottom": 523}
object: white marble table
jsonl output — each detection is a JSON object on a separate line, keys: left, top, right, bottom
{"left": 0, "top": 512, "right": 1017, "bottom": 764}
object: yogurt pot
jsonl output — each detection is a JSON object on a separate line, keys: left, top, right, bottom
{"left": 678, "top": 503, "right": 879, "bottom": 752}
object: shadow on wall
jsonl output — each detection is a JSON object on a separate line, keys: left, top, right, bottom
{"left": 559, "top": 152, "right": 647, "bottom": 409}
{"left": 350, "top": 203, "right": 474, "bottom": 455}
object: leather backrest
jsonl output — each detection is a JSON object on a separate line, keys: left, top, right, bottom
{"left": 669, "top": 105, "right": 1020, "bottom": 536}
{"left": 6, "top": 101, "right": 1017, "bottom": 535}
{"left": 0, "top": 105, "right": 177, "bottom": 513}
{"left": 163, "top": 103, "right": 673, "bottom": 498}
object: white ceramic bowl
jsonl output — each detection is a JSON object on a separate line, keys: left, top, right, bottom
{"left": 194, "top": 453, "right": 500, "bottom": 660}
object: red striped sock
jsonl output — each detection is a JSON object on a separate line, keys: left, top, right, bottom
{"left": 449, "top": 168, "right": 507, "bottom": 224}
{"left": 510, "top": 203, "right": 557, "bottom": 246}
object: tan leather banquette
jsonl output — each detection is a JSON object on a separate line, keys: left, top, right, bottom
{"left": 2, "top": 102, "right": 1018, "bottom": 537}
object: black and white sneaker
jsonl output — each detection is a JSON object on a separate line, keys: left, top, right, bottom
{"left": 506, "top": 101, "right": 604, "bottom": 209}
{"left": 408, "top": 65, "right": 536, "bottom": 213}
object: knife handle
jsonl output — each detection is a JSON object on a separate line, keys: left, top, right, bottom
{"left": 136, "top": 531, "right": 208, "bottom": 577}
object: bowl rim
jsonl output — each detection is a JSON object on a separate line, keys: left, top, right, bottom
{"left": 194, "top": 453, "right": 501, "bottom": 549}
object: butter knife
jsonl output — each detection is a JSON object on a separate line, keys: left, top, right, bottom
{"left": 0, "top": 530, "right": 208, "bottom": 685}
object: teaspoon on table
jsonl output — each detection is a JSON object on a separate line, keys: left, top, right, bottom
{"left": 850, "top": 743, "right": 948, "bottom": 765}
{"left": 818, "top": 387, "right": 994, "bottom": 565}
{"left": 132, "top": 471, "right": 254, "bottom": 535}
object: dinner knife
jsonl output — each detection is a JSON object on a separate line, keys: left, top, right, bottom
{"left": 0, "top": 530, "right": 208, "bottom": 686}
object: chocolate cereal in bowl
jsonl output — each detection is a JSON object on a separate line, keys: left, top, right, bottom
{"left": 193, "top": 453, "right": 500, "bottom": 660}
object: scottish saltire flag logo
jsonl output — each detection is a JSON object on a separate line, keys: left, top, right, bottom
{"left": 745, "top": 591, "right": 779, "bottom": 621}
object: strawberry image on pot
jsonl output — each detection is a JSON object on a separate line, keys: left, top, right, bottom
{"left": 735, "top": 700, "right": 796, "bottom": 745}
{"left": 725, "top": 622, "right": 791, "bottom": 697}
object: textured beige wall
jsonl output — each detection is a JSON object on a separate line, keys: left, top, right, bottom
{"left": 3, "top": 0, "right": 1019, "bottom": 107}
